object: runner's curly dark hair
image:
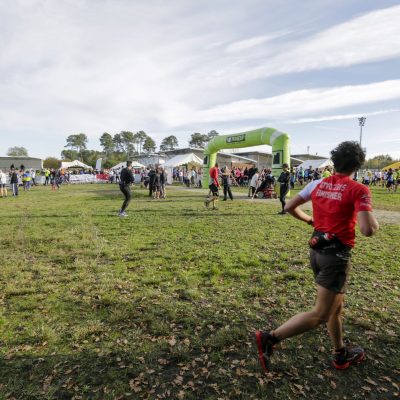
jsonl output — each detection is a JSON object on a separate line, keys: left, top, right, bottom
{"left": 330, "top": 141, "right": 365, "bottom": 174}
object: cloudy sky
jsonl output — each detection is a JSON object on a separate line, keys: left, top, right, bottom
{"left": 1, "top": 0, "right": 400, "bottom": 159}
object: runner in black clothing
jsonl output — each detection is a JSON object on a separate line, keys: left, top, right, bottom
{"left": 277, "top": 163, "right": 290, "bottom": 214}
{"left": 118, "top": 161, "right": 135, "bottom": 217}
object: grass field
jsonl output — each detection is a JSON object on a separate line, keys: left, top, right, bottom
{"left": 0, "top": 184, "right": 399, "bottom": 399}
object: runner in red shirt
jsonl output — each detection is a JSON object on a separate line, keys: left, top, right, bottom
{"left": 205, "top": 163, "right": 220, "bottom": 209}
{"left": 255, "top": 141, "right": 379, "bottom": 371}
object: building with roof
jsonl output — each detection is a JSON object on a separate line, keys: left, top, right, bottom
{"left": 146, "top": 148, "right": 257, "bottom": 167}
{"left": 0, "top": 156, "right": 43, "bottom": 171}
{"left": 292, "top": 153, "right": 328, "bottom": 161}
{"left": 134, "top": 148, "right": 327, "bottom": 169}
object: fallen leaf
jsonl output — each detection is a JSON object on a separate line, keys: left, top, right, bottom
{"left": 174, "top": 375, "right": 183, "bottom": 385}
{"left": 365, "top": 377, "right": 378, "bottom": 386}
{"left": 177, "top": 391, "right": 185, "bottom": 399}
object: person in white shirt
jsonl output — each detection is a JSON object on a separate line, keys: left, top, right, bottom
{"left": 30, "top": 169, "right": 37, "bottom": 186}
{"left": 250, "top": 169, "right": 259, "bottom": 197}
{"left": 0, "top": 169, "right": 8, "bottom": 197}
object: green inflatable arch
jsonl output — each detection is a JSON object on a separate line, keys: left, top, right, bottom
{"left": 203, "top": 127, "right": 290, "bottom": 186}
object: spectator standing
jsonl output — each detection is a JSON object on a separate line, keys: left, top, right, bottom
{"left": 148, "top": 167, "right": 156, "bottom": 197}
{"left": 250, "top": 169, "right": 259, "bottom": 197}
{"left": 24, "top": 169, "right": 31, "bottom": 191}
{"left": 313, "top": 168, "right": 321, "bottom": 180}
{"left": 221, "top": 167, "right": 233, "bottom": 201}
{"left": 290, "top": 167, "right": 296, "bottom": 190}
{"left": 31, "top": 169, "right": 37, "bottom": 186}
{"left": 363, "top": 169, "right": 371, "bottom": 185}
{"left": 197, "top": 169, "right": 203, "bottom": 188}
{"left": 153, "top": 168, "right": 161, "bottom": 200}
{"left": 386, "top": 168, "right": 394, "bottom": 192}
{"left": 248, "top": 166, "right": 257, "bottom": 197}
{"left": 277, "top": 163, "right": 290, "bottom": 214}
{"left": 10, "top": 168, "right": 19, "bottom": 196}
{"left": 394, "top": 169, "right": 400, "bottom": 192}
{"left": 322, "top": 166, "right": 332, "bottom": 178}
{"left": 160, "top": 167, "right": 167, "bottom": 198}
{"left": 0, "top": 169, "right": 8, "bottom": 198}
{"left": 297, "top": 167, "right": 304, "bottom": 185}
{"left": 191, "top": 169, "right": 196, "bottom": 186}
{"left": 44, "top": 168, "right": 50, "bottom": 185}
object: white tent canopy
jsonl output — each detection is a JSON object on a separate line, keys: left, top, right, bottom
{"left": 61, "top": 160, "right": 92, "bottom": 169}
{"left": 164, "top": 153, "right": 203, "bottom": 184}
{"left": 164, "top": 153, "right": 203, "bottom": 168}
{"left": 297, "top": 158, "right": 333, "bottom": 170}
{"left": 111, "top": 161, "right": 145, "bottom": 170}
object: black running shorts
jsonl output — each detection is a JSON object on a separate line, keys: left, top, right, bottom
{"left": 209, "top": 183, "right": 219, "bottom": 196}
{"left": 310, "top": 248, "right": 351, "bottom": 294}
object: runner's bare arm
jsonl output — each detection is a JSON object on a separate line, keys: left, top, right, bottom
{"left": 357, "top": 211, "right": 379, "bottom": 237}
{"left": 285, "top": 194, "right": 313, "bottom": 225}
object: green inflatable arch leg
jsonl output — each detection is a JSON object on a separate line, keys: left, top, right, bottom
{"left": 203, "top": 127, "right": 290, "bottom": 186}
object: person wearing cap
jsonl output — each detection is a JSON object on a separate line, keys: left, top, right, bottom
{"left": 118, "top": 161, "right": 135, "bottom": 217}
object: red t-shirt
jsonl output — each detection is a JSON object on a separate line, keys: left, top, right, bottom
{"left": 209, "top": 167, "right": 219, "bottom": 186}
{"left": 299, "top": 174, "right": 373, "bottom": 247}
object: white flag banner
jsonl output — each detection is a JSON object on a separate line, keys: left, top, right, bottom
{"left": 95, "top": 158, "right": 102, "bottom": 170}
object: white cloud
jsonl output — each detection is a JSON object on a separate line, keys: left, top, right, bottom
{"left": 176, "top": 80, "right": 400, "bottom": 125}
{"left": 287, "top": 109, "right": 400, "bottom": 124}
{"left": 0, "top": 1, "right": 399, "bottom": 159}
{"left": 225, "top": 31, "right": 291, "bottom": 53}
{"left": 216, "top": 5, "right": 400, "bottom": 84}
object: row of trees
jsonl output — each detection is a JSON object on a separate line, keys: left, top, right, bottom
{"left": 6, "top": 133, "right": 397, "bottom": 170}
{"left": 364, "top": 154, "right": 398, "bottom": 169}
{"left": 57, "top": 130, "right": 221, "bottom": 168}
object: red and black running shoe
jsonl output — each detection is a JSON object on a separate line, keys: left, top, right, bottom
{"left": 333, "top": 346, "right": 365, "bottom": 370}
{"left": 254, "top": 331, "right": 276, "bottom": 372}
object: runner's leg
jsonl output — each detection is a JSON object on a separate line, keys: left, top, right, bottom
{"left": 327, "top": 294, "right": 345, "bottom": 350}
{"left": 272, "top": 285, "right": 338, "bottom": 341}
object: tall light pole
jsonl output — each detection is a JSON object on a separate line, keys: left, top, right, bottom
{"left": 358, "top": 116, "right": 366, "bottom": 147}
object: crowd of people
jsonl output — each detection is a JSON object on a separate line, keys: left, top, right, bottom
{"left": 0, "top": 166, "right": 72, "bottom": 196}
{"left": 356, "top": 168, "right": 400, "bottom": 191}
{"left": 250, "top": 165, "right": 400, "bottom": 193}
{"left": 117, "top": 163, "right": 169, "bottom": 216}
{"left": 2, "top": 162, "right": 398, "bottom": 202}
{"left": 171, "top": 167, "right": 203, "bottom": 187}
